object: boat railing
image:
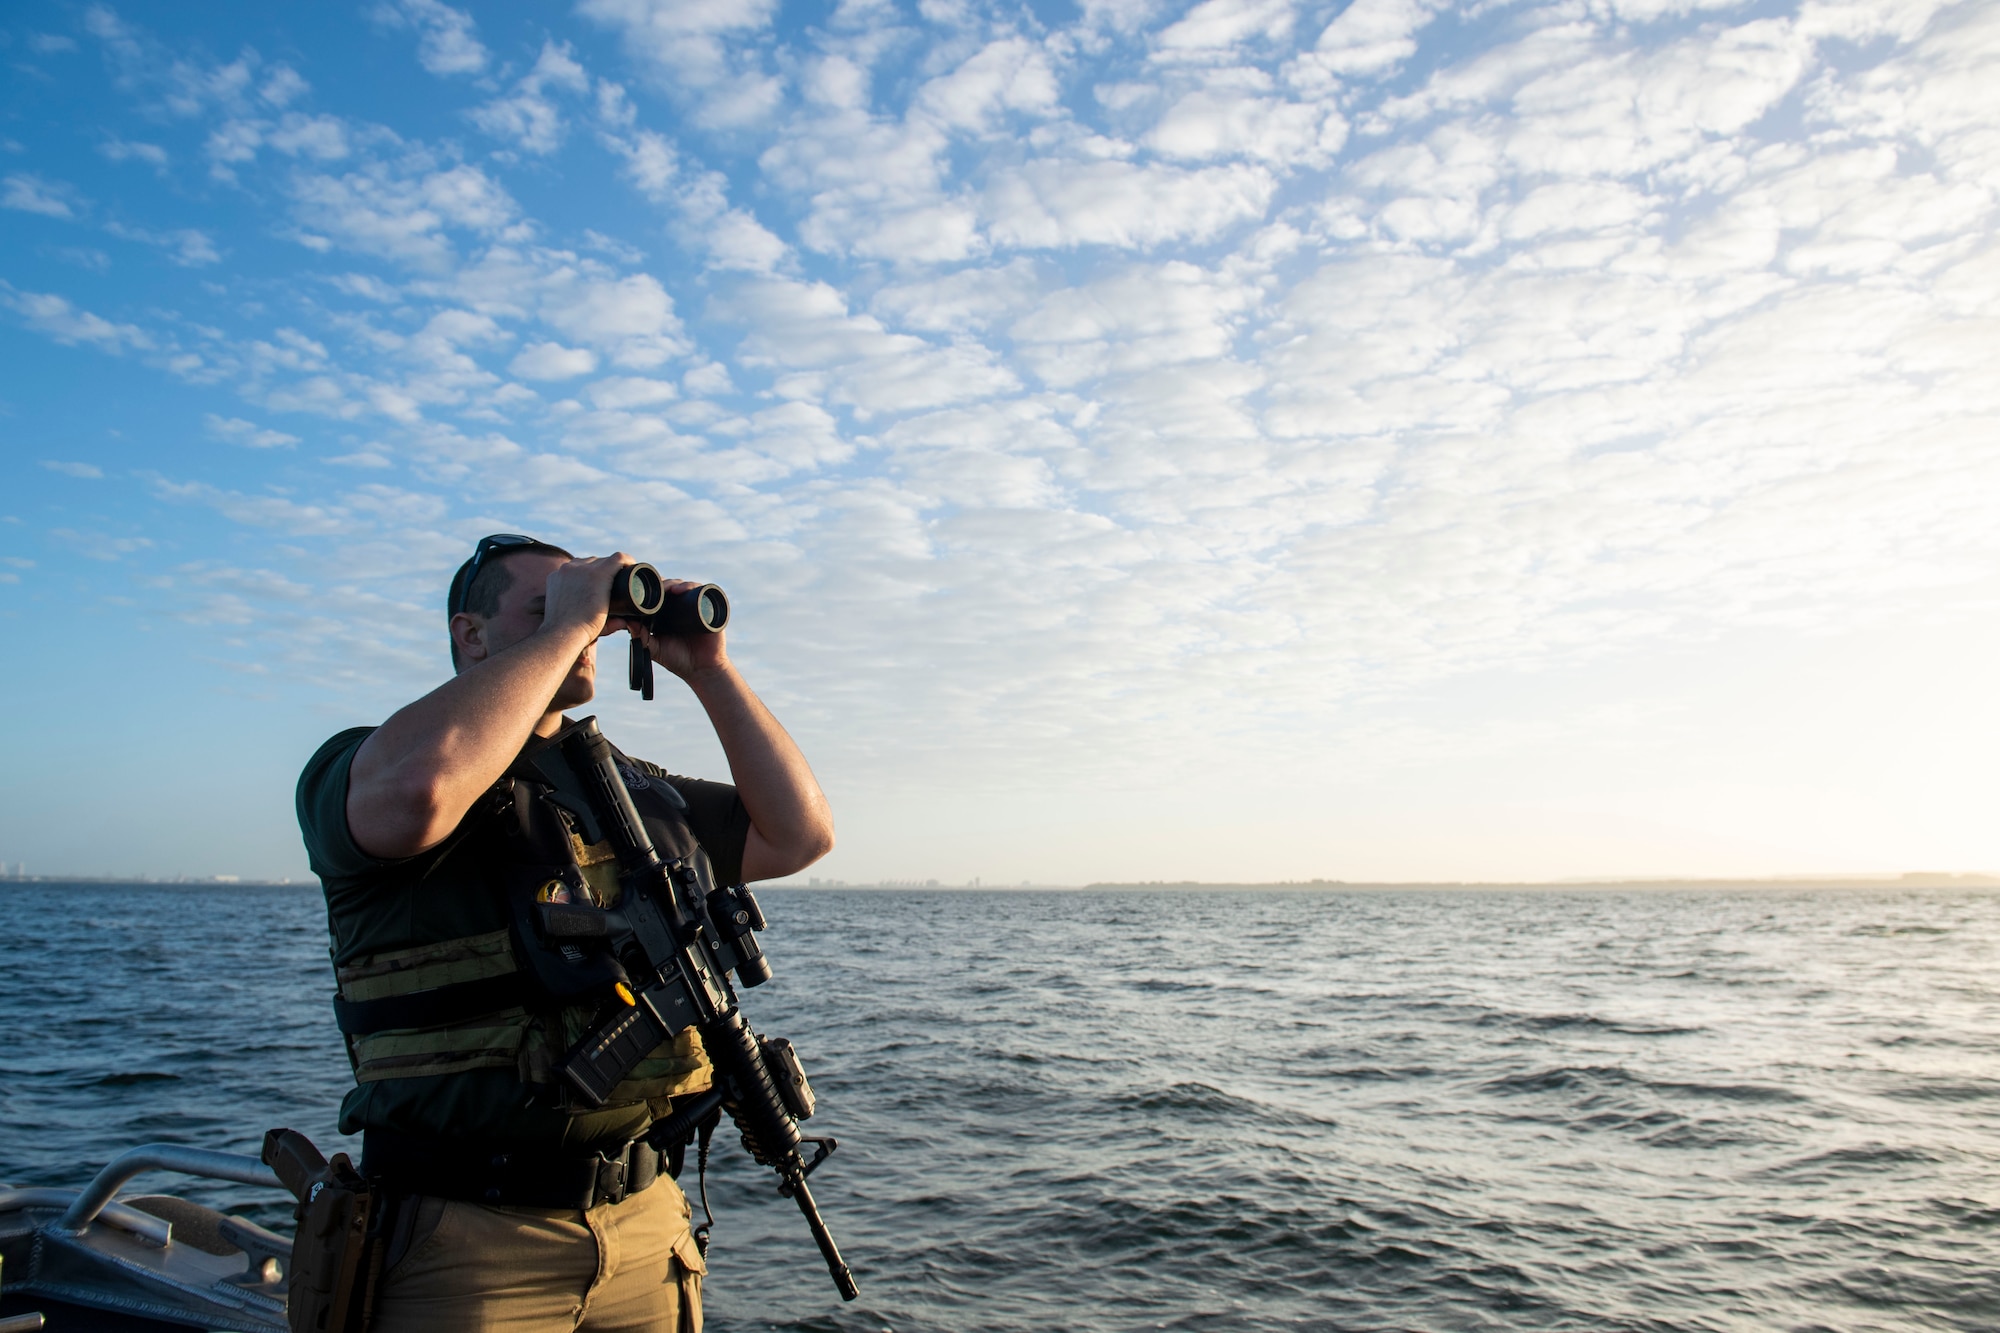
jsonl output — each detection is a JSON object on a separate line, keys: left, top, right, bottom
{"left": 54, "top": 1145, "right": 284, "bottom": 1238}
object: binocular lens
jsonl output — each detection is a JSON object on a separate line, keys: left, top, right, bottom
{"left": 649, "top": 584, "right": 727, "bottom": 636}
{"left": 611, "top": 564, "right": 668, "bottom": 618}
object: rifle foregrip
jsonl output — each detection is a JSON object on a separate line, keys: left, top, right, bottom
{"left": 706, "top": 1011, "right": 802, "bottom": 1163}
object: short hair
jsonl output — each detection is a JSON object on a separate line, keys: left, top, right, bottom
{"left": 447, "top": 543, "right": 572, "bottom": 670}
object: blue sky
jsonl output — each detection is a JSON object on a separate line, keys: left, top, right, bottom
{"left": 2, "top": 0, "right": 1996, "bottom": 883}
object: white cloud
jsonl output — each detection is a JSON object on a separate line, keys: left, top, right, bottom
{"left": 872, "top": 258, "right": 1043, "bottom": 333}
{"left": 267, "top": 113, "right": 352, "bottom": 160}
{"left": 372, "top": 0, "right": 489, "bottom": 76}
{"left": 289, "top": 160, "right": 518, "bottom": 267}
{"left": 1155, "top": 0, "right": 1300, "bottom": 61}
{"left": 3, "top": 172, "right": 82, "bottom": 218}
{"left": 261, "top": 64, "right": 310, "bottom": 106}
{"left": 20, "top": 0, "right": 2000, "bottom": 881}
{"left": 984, "top": 158, "right": 1276, "bottom": 248}
{"left": 1146, "top": 85, "right": 1343, "bottom": 163}
{"left": 682, "top": 361, "right": 734, "bottom": 395}
{"left": 3, "top": 288, "right": 151, "bottom": 352}
{"left": 542, "top": 273, "right": 687, "bottom": 368}
{"left": 587, "top": 375, "right": 678, "bottom": 408}
{"left": 205, "top": 413, "right": 302, "bottom": 448}
{"left": 99, "top": 138, "right": 170, "bottom": 169}
{"left": 470, "top": 42, "right": 591, "bottom": 155}
{"left": 721, "top": 275, "right": 1019, "bottom": 417}
{"left": 41, "top": 460, "right": 104, "bottom": 478}
{"left": 579, "top": 0, "right": 785, "bottom": 127}
{"left": 607, "top": 128, "right": 679, "bottom": 199}
{"left": 104, "top": 222, "right": 222, "bottom": 266}
{"left": 83, "top": 7, "right": 262, "bottom": 118}
{"left": 1009, "top": 260, "right": 1260, "bottom": 386}
{"left": 915, "top": 36, "right": 1062, "bottom": 131}
{"left": 510, "top": 342, "right": 601, "bottom": 379}
{"left": 1300, "top": 0, "right": 1439, "bottom": 78}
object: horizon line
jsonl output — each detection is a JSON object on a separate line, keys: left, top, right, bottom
{"left": 5, "top": 871, "right": 1999, "bottom": 890}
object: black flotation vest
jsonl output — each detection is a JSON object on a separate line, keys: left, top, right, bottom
{"left": 327, "top": 723, "right": 715, "bottom": 1147}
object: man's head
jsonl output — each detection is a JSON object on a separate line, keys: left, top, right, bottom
{"left": 447, "top": 534, "right": 598, "bottom": 710}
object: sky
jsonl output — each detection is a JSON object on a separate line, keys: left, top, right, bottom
{"left": 0, "top": 0, "right": 1995, "bottom": 885}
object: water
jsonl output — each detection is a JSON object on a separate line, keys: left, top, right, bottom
{"left": 3, "top": 885, "right": 1999, "bottom": 1332}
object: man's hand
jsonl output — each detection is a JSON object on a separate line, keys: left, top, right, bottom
{"left": 348, "top": 549, "right": 631, "bottom": 861}
{"left": 608, "top": 578, "right": 833, "bottom": 881}
{"left": 609, "top": 577, "right": 730, "bottom": 679}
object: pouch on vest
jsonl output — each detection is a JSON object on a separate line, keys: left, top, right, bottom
{"left": 263, "top": 1127, "right": 381, "bottom": 1333}
{"left": 503, "top": 776, "right": 634, "bottom": 1006}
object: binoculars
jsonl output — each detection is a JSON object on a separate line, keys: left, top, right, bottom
{"left": 610, "top": 564, "right": 728, "bottom": 700}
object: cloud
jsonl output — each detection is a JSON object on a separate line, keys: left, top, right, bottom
{"left": 509, "top": 341, "right": 600, "bottom": 379}
{"left": 1298, "top": 0, "right": 1440, "bottom": 79}
{"left": 3, "top": 288, "right": 152, "bottom": 352}
{"left": 52, "top": 247, "right": 112, "bottom": 270}
{"left": 41, "top": 460, "right": 105, "bottom": 478}
{"left": 3, "top": 173, "right": 83, "bottom": 218}
{"left": 1145, "top": 85, "right": 1344, "bottom": 163}
{"left": 50, "top": 528, "right": 153, "bottom": 559}
{"left": 470, "top": 42, "right": 590, "bottom": 155}
{"left": 371, "top": 0, "right": 489, "bottom": 76}
{"left": 984, "top": 158, "right": 1276, "bottom": 248}
{"left": 578, "top": 0, "right": 785, "bottom": 127}
{"left": 587, "top": 375, "right": 678, "bottom": 408}
{"left": 99, "top": 138, "right": 170, "bottom": 169}
{"left": 16, "top": 0, "right": 2000, "bottom": 880}
{"left": 104, "top": 222, "right": 221, "bottom": 265}
{"left": 205, "top": 413, "right": 301, "bottom": 448}
{"left": 261, "top": 64, "right": 310, "bottom": 106}
{"left": 719, "top": 275, "right": 1019, "bottom": 417}
{"left": 1155, "top": 0, "right": 1301, "bottom": 61}
{"left": 289, "top": 160, "right": 518, "bottom": 267}
{"left": 915, "top": 36, "right": 1062, "bottom": 131}
{"left": 542, "top": 273, "right": 688, "bottom": 368}
{"left": 83, "top": 6, "right": 263, "bottom": 118}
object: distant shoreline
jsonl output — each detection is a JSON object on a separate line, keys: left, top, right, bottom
{"left": 6, "top": 873, "right": 1997, "bottom": 891}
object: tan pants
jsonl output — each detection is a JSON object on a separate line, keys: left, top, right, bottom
{"left": 369, "top": 1176, "right": 704, "bottom": 1333}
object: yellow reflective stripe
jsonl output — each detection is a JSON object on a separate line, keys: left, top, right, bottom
{"left": 349, "top": 1009, "right": 533, "bottom": 1083}
{"left": 335, "top": 929, "right": 518, "bottom": 1002}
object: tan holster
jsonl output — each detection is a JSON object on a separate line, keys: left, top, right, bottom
{"left": 263, "top": 1128, "right": 382, "bottom": 1333}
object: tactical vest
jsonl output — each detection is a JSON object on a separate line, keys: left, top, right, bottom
{"left": 326, "top": 729, "right": 715, "bottom": 1151}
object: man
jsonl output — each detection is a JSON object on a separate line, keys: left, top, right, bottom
{"left": 296, "top": 534, "right": 834, "bottom": 1332}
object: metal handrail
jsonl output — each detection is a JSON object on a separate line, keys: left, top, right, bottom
{"left": 0, "top": 1188, "right": 172, "bottom": 1247}
{"left": 56, "top": 1145, "right": 283, "bottom": 1236}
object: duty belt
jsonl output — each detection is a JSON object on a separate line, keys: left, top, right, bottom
{"left": 361, "top": 1129, "right": 675, "bottom": 1210}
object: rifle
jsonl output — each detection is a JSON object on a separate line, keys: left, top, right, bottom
{"left": 529, "top": 716, "right": 858, "bottom": 1302}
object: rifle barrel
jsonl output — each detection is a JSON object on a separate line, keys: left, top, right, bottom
{"left": 791, "top": 1174, "right": 859, "bottom": 1301}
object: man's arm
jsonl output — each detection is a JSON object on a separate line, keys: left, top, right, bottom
{"left": 686, "top": 664, "right": 835, "bottom": 881}
{"left": 634, "top": 585, "right": 834, "bottom": 882}
{"left": 345, "top": 556, "right": 626, "bottom": 860}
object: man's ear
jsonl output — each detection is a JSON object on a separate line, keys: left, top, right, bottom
{"left": 450, "top": 611, "right": 486, "bottom": 669}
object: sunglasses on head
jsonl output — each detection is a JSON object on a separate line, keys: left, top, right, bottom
{"left": 448, "top": 533, "right": 565, "bottom": 618}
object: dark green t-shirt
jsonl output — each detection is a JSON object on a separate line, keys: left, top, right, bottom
{"left": 298, "top": 725, "right": 752, "bottom": 965}
{"left": 295, "top": 723, "right": 752, "bottom": 1148}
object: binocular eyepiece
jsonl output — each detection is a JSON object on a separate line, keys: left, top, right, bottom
{"left": 609, "top": 564, "right": 729, "bottom": 637}
{"left": 613, "top": 564, "right": 729, "bottom": 701}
